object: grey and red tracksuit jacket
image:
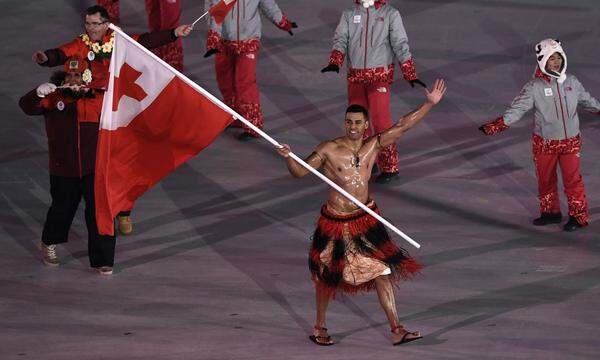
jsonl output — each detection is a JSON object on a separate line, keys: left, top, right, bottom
{"left": 481, "top": 69, "right": 600, "bottom": 153}
{"left": 327, "top": 0, "right": 417, "bottom": 84}
{"left": 19, "top": 90, "right": 103, "bottom": 178}
{"left": 205, "top": 0, "right": 293, "bottom": 54}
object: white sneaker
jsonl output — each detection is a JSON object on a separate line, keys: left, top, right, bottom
{"left": 94, "top": 266, "right": 113, "bottom": 276}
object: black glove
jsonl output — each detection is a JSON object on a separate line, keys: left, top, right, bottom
{"left": 409, "top": 79, "right": 427, "bottom": 88}
{"left": 321, "top": 64, "right": 340, "bottom": 73}
{"left": 203, "top": 49, "right": 219, "bottom": 58}
{"left": 287, "top": 22, "right": 298, "bottom": 36}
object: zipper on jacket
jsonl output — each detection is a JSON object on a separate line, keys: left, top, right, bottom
{"left": 370, "top": 8, "right": 375, "bottom": 48}
{"left": 556, "top": 83, "right": 568, "bottom": 139}
{"left": 359, "top": 27, "right": 362, "bottom": 48}
{"left": 236, "top": 0, "right": 240, "bottom": 43}
{"left": 563, "top": 91, "right": 570, "bottom": 120}
{"left": 364, "top": 8, "right": 369, "bottom": 69}
{"left": 553, "top": 99, "right": 561, "bottom": 124}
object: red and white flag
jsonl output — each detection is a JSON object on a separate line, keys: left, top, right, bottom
{"left": 95, "top": 27, "right": 232, "bottom": 235}
{"left": 209, "top": 0, "right": 237, "bottom": 24}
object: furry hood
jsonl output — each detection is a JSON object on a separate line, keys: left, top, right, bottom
{"left": 535, "top": 38, "right": 567, "bottom": 84}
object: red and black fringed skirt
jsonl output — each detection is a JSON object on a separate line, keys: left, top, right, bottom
{"left": 309, "top": 201, "right": 422, "bottom": 298}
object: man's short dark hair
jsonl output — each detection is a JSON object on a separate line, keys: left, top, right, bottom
{"left": 345, "top": 104, "right": 369, "bottom": 119}
{"left": 86, "top": 5, "right": 110, "bottom": 22}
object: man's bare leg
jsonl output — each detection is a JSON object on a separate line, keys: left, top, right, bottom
{"left": 310, "top": 282, "right": 334, "bottom": 345}
{"left": 374, "top": 275, "right": 422, "bottom": 345}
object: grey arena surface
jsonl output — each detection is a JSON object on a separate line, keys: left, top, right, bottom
{"left": 1, "top": 1, "right": 599, "bottom": 359}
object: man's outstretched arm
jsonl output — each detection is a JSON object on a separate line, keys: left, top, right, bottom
{"left": 276, "top": 143, "right": 326, "bottom": 178}
{"left": 379, "top": 78, "right": 446, "bottom": 148}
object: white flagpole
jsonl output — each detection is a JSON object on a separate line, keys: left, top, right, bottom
{"left": 108, "top": 24, "right": 421, "bottom": 249}
{"left": 191, "top": 11, "right": 209, "bottom": 27}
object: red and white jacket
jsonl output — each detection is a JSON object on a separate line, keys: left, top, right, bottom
{"left": 205, "top": 0, "right": 294, "bottom": 54}
{"left": 327, "top": 0, "right": 417, "bottom": 84}
{"left": 481, "top": 69, "right": 600, "bottom": 153}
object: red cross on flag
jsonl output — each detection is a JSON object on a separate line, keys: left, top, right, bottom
{"left": 209, "top": 0, "right": 237, "bottom": 24}
{"left": 95, "top": 27, "right": 232, "bottom": 235}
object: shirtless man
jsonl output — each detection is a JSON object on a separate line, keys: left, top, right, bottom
{"left": 276, "top": 79, "right": 446, "bottom": 346}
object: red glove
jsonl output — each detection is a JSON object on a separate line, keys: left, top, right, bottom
{"left": 479, "top": 117, "right": 509, "bottom": 135}
{"left": 277, "top": 16, "right": 297, "bottom": 35}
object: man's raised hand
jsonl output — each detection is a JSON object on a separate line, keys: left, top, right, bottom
{"left": 425, "top": 79, "right": 446, "bottom": 105}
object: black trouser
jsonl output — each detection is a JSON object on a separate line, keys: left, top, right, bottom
{"left": 41, "top": 174, "right": 116, "bottom": 267}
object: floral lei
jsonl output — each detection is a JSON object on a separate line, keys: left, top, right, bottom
{"left": 80, "top": 32, "right": 115, "bottom": 60}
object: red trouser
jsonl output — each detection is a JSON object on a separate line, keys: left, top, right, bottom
{"left": 215, "top": 49, "right": 263, "bottom": 137}
{"left": 145, "top": 0, "right": 183, "bottom": 71}
{"left": 348, "top": 81, "right": 399, "bottom": 173}
{"left": 533, "top": 135, "right": 588, "bottom": 225}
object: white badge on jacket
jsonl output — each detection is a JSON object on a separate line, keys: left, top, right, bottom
{"left": 353, "top": 15, "right": 361, "bottom": 23}
{"left": 544, "top": 88, "right": 553, "bottom": 97}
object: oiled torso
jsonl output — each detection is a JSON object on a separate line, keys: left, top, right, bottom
{"left": 319, "top": 137, "right": 379, "bottom": 213}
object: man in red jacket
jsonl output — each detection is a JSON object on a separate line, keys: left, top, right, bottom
{"left": 20, "top": 57, "right": 115, "bottom": 275}
{"left": 31, "top": 5, "right": 192, "bottom": 91}
{"left": 31, "top": 5, "right": 192, "bottom": 236}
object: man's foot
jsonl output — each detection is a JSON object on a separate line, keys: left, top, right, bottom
{"left": 563, "top": 216, "right": 586, "bottom": 232}
{"left": 308, "top": 326, "right": 334, "bottom": 346}
{"left": 38, "top": 241, "right": 59, "bottom": 267}
{"left": 391, "top": 325, "right": 422, "bottom": 346}
{"left": 118, "top": 215, "right": 133, "bottom": 235}
{"left": 533, "top": 212, "right": 562, "bottom": 226}
{"left": 237, "top": 132, "right": 258, "bottom": 142}
{"left": 375, "top": 171, "right": 399, "bottom": 184}
{"left": 94, "top": 266, "right": 113, "bottom": 276}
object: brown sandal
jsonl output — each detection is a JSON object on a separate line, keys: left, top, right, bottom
{"left": 391, "top": 325, "right": 422, "bottom": 346}
{"left": 309, "top": 326, "right": 335, "bottom": 346}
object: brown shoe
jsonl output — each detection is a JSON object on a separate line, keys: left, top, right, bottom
{"left": 118, "top": 215, "right": 133, "bottom": 235}
{"left": 94, "top": 266, "right": 113, "bottom": 276}
{"left": 38, "top": 241, "right": 59, "bottom": 267}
